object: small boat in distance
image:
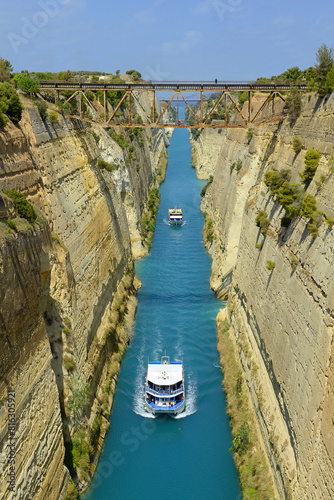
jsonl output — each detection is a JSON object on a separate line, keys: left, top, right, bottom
{"left": 144, "top": 355, "right": 185, "bottom": 416}
{"left": 168, "top": 208, "right": 183, "bottom": 225}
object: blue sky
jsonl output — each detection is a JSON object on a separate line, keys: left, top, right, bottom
{"left": 1, "top": 0, "right": 334, "bottom": 80}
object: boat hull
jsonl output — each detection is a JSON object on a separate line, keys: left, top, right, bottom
{"left": 144, "top": 399, "right": 185, "bottom": 416}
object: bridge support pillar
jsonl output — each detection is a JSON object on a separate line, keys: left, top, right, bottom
{"left": 248, "top": 91, "right": 251, "bottom": 122}
{"left": 177, "top": 92, "right": 179, "bottom": 124}
{"left": 104, "top": 90, "right": 108, "bottom": 122}
{"left": 200, "top": 91, "right": 203, "bottom": 123}
{"left": 128, "top": 91, "right": 131, "bottom": 125}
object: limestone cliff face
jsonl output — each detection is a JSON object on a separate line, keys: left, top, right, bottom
{"left": 193, "top": 93, "right": 334, "bottom": 499}
{"left": 0, "top": 206, "right": 67, "bottom": 500}
{"left": 0, "top": 93, "right": 168, "bottom": 498}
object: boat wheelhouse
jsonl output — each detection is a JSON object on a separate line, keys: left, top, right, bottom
{"left": 168, "top": 208, "right": 183, "bottom": 225}
{"left": 144, "top": 355, "right": 185, "bottom": 416}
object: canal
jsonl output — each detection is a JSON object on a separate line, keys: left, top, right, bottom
{"left": 82, "top": 122, "right": 241, "bottom": 500}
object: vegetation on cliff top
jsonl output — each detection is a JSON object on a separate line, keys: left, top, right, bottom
{"left": 0, "top": 82, "right": 23, "bottom": 126}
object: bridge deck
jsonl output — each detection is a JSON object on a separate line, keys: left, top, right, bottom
{"left": 39, "top": 81, "right": 308, "bottom": 92}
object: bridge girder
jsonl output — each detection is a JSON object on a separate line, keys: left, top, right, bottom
{"left": 38, "top": 81, "right": 307, "bottom": 129}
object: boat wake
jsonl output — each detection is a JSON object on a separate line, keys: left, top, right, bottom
{"left": 132, "top": 348, "right": 156, "bottom": 418}
{"left": 133, "top": 379, "right": 156, "bottom": 419}
{"left": 174, "top": 375, "right": 197, "bottom": 419}
{"left": 163, "top": 219, "right": 187, "bottom": 227}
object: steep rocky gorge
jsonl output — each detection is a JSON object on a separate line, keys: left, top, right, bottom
{"left": 192, "top": 93, "right": 334, "bottom": 499}
{"left": 0, "top": 93, "right": 169, "bottom": 499}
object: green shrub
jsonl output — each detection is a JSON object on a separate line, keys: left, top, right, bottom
{"left": 290, "top": 256, "right": 298, "bottom": 270}
{"left": 4, "top": 190, "right": 37, "bottom": 223}
{"left": 276, "top": 182, "right": 304, "bottom": 217}
{"left": 255, "top": 243, "right": 262, "bottom": 250}
{"left": 204, "top": 216, "right": 215, "bottom": 244}
{"left": 300, "top": 194, "right": 317, "bottom": 218}
{"left": 109, "top": 129, "right": 128, "bottom": 149}
{"left": 0, "top": 82, "right": 23, "bottom": 124}
{"left": 125, "top": 69, "right": 141, "bottom": 80}
{"left": 14, "top": 74, "right": 40, "bottom": 94}
{"left": 92, "top": 131, "right": 100, "bottom": 144}
{"left": 0, "top": 111, "right": 7, "bottom": 127}
{"left": 266, "top": 260, "right": 276, "bottom": 271}
{"left": 64, "top": 477, "right": 78, "bottom": 500}
{"left": 300, "top": 149, "right": 321, "bottom": 185}
{"left": 90, "top": 413, "right": 102, "bottom": 449}
{"left": 230, "top": 159, "right": 243, "bottom": 173}
{"left": 264, "top": 169, "right": 291, "bottom": 197}
{"left": 325, "top": 216, "right": 334, "bottom": 229}
{"left": 6, "top": 93, "right": 23, "bottom": 124}
{"left": 97, "top": 158, "right": 115, "bottom": 172}
{"left": 235, "top": 159, "right": 243, "bottom": 172}
{"left": 307, "top": 211, "right": 323, "bottom": 238}
{"left": 65, "top": 361, "right": 75, "bottom": 372}
{"left": 238, "top": 91, "right": 249, "bottom": 107}
{"left": 292, "top": 136, "right": 303, "bottom": 154}
{"left": 285, "top": 85, "right": 302, "bottom": 121}
{"left": 315, "top": 44, "right": 334, "bottom": 97}
{"left": 255, "top": 210, "right": 270, "bottom": 235}
{"left": 36, "top": 100, "right": 47, "bottom": 120}
{"left": 71, "top": 430, "right": 90, "bottom": 478}
{"left": 6, "top": 219, "right": 17, "bottom": 231}
{"left": 246, "top": 128, "right": 254, "bottom": 142}
{"left": 232, "top": 422, "right": 250, "bottom": 455}
{"left": 49, "top": 111, "right": 58, "bottom": 125}
{"left": 200, "top": 175, "right": 213, "bottom": 197}
{"left": 315, "top": 174, "right": 327, "bottom": 192}
{"left": 191, "top": 128, "right": 202, "bottom": 140}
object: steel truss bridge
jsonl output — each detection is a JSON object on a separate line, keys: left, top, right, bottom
{"left": 38, "top": 81, "right": 308, "bottom": 129}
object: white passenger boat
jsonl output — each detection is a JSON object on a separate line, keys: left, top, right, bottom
{"left": 144, "top": 355, "right": 185, "bottom": 416}
{"left": 168, "top": 208, "right": 183, "bottom": 225}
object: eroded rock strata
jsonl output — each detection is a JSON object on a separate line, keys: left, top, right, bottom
{"left": 0, "top": 94, "right": 169, "bottom": 499}
{"left": 192, "top": 93, "right": 334, "bottom": 499}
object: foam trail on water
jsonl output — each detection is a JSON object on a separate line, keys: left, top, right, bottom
{"left": 133, "top": 353, "right": 155, "bottom": 418}
{"left": 174, "top": 375, "right": 198, "bottom": 419}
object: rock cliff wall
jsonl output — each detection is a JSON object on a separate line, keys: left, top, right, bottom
{"left": 0, "top": 92, "right": 168, "bottom": 498}
{"left": 193, "top": 93, "right": 334, "bottom": 499}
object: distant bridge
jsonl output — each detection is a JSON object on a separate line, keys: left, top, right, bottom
{"left": 38, "top": 81, "right": 308, "bottom": 129}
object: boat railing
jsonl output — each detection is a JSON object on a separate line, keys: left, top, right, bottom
{"left": 146, "top": 400, "right": 184, "bottom": 409}
{"left": 146, "top": 386, "right": 183, "bottom": 396}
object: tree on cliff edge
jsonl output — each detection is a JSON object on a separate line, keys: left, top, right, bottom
{"left": 0, "top": 58, "right": 13, "bottom": 82}
{"left": 315, "top": 43, "right": 334, "bottom": 97}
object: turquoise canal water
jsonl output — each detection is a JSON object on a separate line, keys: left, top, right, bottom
{"left": 82, "top": 124, "right": 241, "bottom": 500}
